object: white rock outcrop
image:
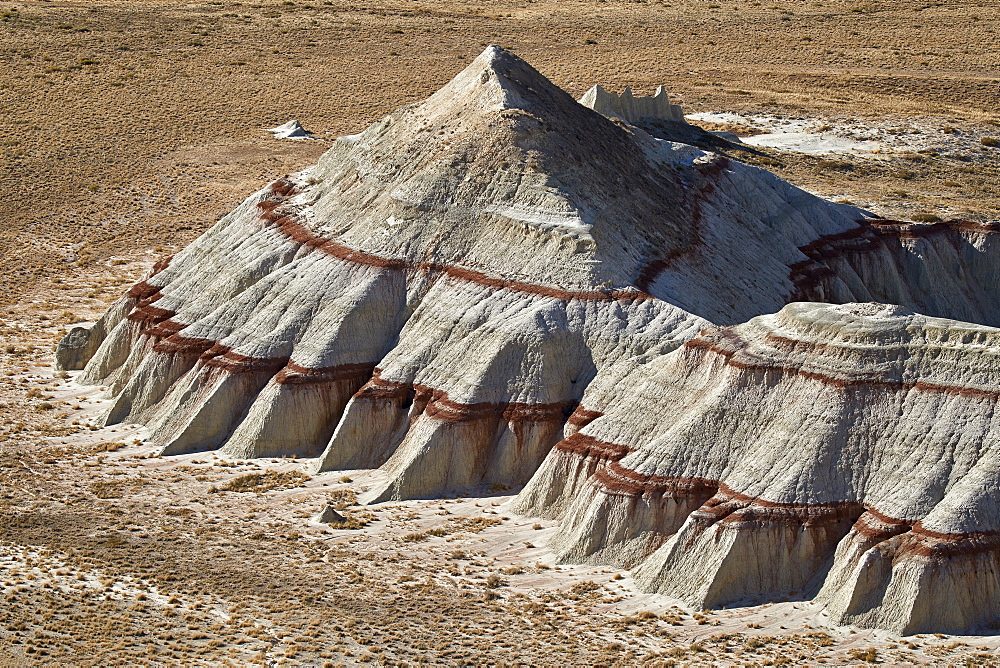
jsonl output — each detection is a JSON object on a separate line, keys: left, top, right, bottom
{"left": 579, "top": 84, "right": 684, "bottom": 124}
{"left": 62, "top": 46, "right": 1000, "bottom": 532}
{"left": 268, "top": 119, "right": 313, "bottom": 139}
{"left": 515, "top": 302, "right": 1000, "bottom": 634}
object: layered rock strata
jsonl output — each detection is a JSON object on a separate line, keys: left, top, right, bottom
{"left": 515, "top": 302, "right": 1000, "bottom": 634}
{"left": 64, "top": 46, "right": 1000, "bottom": 509}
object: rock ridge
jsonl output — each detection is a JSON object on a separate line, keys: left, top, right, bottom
{"left": 515, "top": 302, "right": 1000, "bottom": 633}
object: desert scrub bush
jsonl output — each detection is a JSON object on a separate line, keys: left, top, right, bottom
{"left": 815, "top": 158, "right": 853, "bottom": 172}
{"left": 848, "top": 647, "right": 878, "bottom": 663}
{"left": 217, "top": 470, "right": 309, "bottom": 493}
{"left": 164, "top": 507, "right": 194, "bottom": 517}
{"left": 401, "top": 532, "right": 428, "bottom": 542}
{"left": 327, "top": 489, "right": 357, "bottom": 509}
{"left": 803, "top": 631, "right": 834, "bottom": 647}
{"left": 399, "top": 526, "right": 446, "bottom": 541}
{"left": 618, "top": 610, "right": 660, "bottom": 625}
{"left": 570, "top": 580, "right": 601, "bottom": 596}
{"left": 85, "top": 440, "right": 126, "bottom": 453}
{"left": 452, "top": 517, "right": 502, "bottom": 533}
{"left": 911, "top": 213, "right": 943, "bottom": 223}
{"left": 744, "top": 153, "right": 784, "bottom": 169}
{"left": 90, "top": 478, "right": 140, "bottom": 498}
{"left": 661, "top": 610, "right": 684, "bottom": 625}
{"left": 485, "top": 573, "right": 506, "bottom": 588}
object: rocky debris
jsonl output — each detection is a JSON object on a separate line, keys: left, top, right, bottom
{"left": 267, "top": 119, "right": 313, "bottom": 140}
{"left": 55, "top": 325, "right": 95, "bottom": 371}
{"left": 686, "top": 111, "right": 1000, "bottom": 159}
{"left": 580, "top": 84, "right": 684, "bottom": 124}
{"left": 516, "top": 302, "right": 1000, "bottom": 634}
{"left": 57, "top": 49, "right": 1000, "bottom": 631}
{"left": 314, "top": 505, "right": 346, "bottom": 524}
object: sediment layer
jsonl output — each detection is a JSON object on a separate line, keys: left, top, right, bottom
{"left": 62, "top": 46, "right": 1000, "bottom": 514}
{"left": 516, "top": 302, "right": 1000, "bottom": 634}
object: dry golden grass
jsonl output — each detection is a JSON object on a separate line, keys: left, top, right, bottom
{"left": 215, "top": 469, "right": 310, "bottom": 493}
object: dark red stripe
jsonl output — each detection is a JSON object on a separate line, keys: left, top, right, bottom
{"left": 683, "top": 328, "right": 1000, "bottom": 399}
{"left": 274, "top": 361, "right": 377, "bottom": 385}
{"left": 256, "top": 179, "right": 655, "bottom": 302}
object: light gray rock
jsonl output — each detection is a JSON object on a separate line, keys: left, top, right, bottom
{"left": 516, "top": 302, "right": 1000, "bottom": 634}
{"left": 268, "top": 119, "right": 312, "bottom": 139}
{"left": 579, "top": 84, "right": 685, "bottom": 124}
{"left": 55, "top": 325, "right": 94, "bottom": 371}
{"left": 315, "top": 506, "right": 346, "bottom": 524}
{"left": 708, "top": 130, "right": 743, "bottom": 143}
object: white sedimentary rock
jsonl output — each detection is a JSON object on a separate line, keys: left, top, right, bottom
{"left": 63, "top": 46, "right": 1000, "bottom": 523}
{"left": 579, "top": 84, "right": 685, "bottom": 124}
{"left": 59, "top": 47, "right": 1000, "bottom": 632}
{"left": 268, "top": 119, "right": 313, "bottom": 139}
{"left": 314, "top": 506, "right": 347, "bottom": 524}
{"left": 515, "top": 302, "right": 1000, "bottom": 634}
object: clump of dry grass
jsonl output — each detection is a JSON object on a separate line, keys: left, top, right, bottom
{"left": 89, "top": 477, "right": 143, "bottom": 498}
{"left": 327, "top": 489, "right": 357, "bottom": 510}
{"left": 451, "top": 517, "right": 502, "bottom": 533}
{"left": 328, "top": 511, "right": 374, "bottom": 530}
{"left": 848, "top": 647, "right": 879, "bottom": 663}
{"left": 216, "top": 470, "right": 309, "bottom": 494}
{"left": 86, "top": 441, "right": 127, "bottom": 454}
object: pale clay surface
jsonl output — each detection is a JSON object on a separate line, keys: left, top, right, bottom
{"left": 59, "top": 46, "right": 1000, "bottom": 634}
{"left": 517, "top": 302, "right": 1000, "bottom": 634}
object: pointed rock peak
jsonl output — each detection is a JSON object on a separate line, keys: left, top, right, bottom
{"left": 424, "top": 44, "right": 583, "bottom": 117}
{"left": 314, "top": 505, "right": 346, "bottom": 525}
{"left": 470, "top": 43, "right": 515, "bottom": 71}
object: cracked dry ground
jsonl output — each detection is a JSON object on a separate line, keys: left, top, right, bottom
{"left": 3, "top": 266, "right": 1000, "bottom": 666}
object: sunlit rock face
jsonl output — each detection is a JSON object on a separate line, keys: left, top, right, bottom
{"left": 515, "top": 302, "right": 1000, "bottom": 634}
{"left": 62, "top": 43, "right": 999, "bottom": 543}
{"left": 578, "top": 84, "right": 685, "bottom": 124}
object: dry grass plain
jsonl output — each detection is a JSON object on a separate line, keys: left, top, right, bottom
{"left": 2, "top": 0, "right": 1000, "bottom": 664}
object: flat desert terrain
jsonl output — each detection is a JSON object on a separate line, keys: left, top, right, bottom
{"left": 1, "top": 0, "right": 999, "bottom": 664}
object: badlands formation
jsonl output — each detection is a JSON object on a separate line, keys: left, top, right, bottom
{"left": 517, "top": 302, "right": 1000, "bottom": 634}
{"left": 61, "top": 47, "right": 1000, "bottom": 633}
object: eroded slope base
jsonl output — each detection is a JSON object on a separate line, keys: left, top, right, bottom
{"left": 516, "top": 302, "right": 1000, "bottom": 634}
